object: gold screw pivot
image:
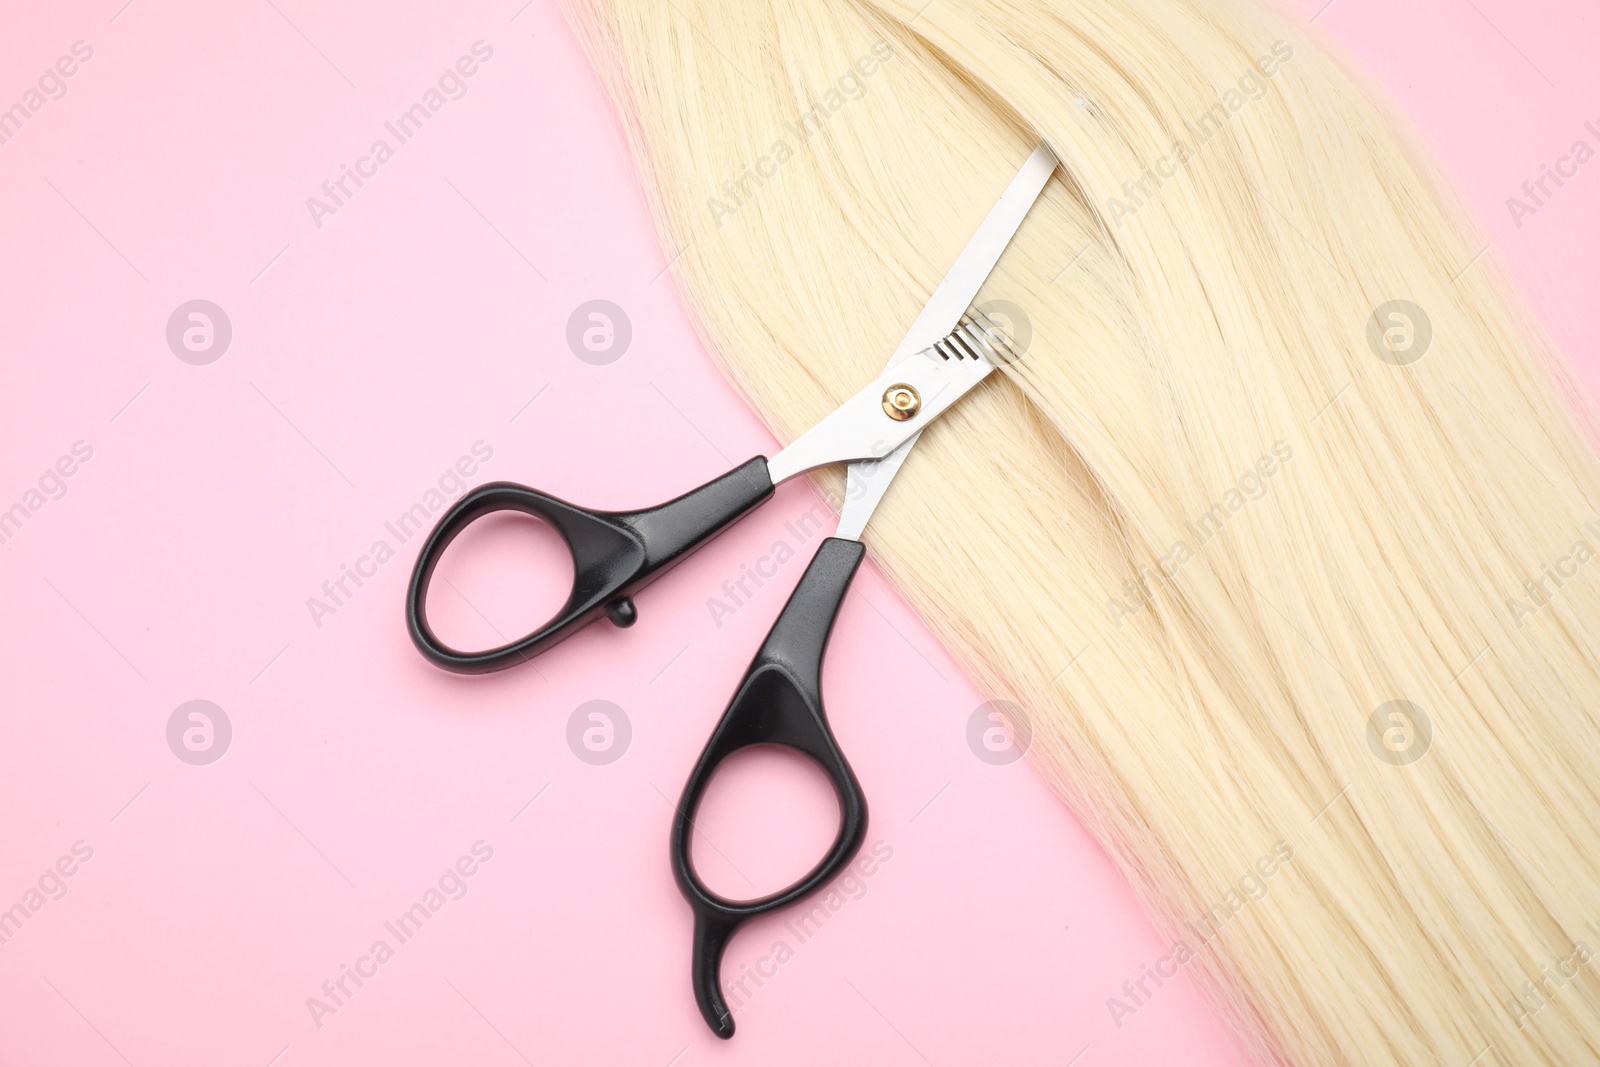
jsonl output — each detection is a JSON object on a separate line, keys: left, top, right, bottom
{"left": 882, "top": 383, "right": 921, "bottom": 421}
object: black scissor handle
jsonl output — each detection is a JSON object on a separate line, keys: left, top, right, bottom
{"left": 406, "top": 457, "right": 774, "bottom": 673}
{"left": 671, "top": 536, "right": 868, "bottom": 1038}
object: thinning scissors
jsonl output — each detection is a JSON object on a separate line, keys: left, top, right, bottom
{"left": 405, "top": 143, "right": 1057, "bottom": 1037}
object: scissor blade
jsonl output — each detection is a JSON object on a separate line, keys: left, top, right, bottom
{"left": 836, "top": 144, "right": 1055, "bottom": 538}
{"left": 764, "top": 330, "right": 991, "bottom": 483}
{"left": 882, "top": 142, "right": 1059, "bottom": 367}
{"left": 766, "top": 143, "right": 1057, "bottom": 528}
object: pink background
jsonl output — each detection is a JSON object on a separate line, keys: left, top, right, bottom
{"left": 0, "top": 0, "right": 1594, "bottom": 1064}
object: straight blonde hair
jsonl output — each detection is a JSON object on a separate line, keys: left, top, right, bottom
{"left": 560, "top": 0, "right": 1600, "bottom": 1061}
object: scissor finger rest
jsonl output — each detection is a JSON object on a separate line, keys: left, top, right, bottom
{"left": 671, "top": 536, "right": 869, "bottom": 1039}
{"left": 406, "top": 458, "right": 774, "bottom": 673}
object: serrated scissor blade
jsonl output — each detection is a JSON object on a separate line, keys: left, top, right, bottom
{"left": 824, "top": 143, "right": 1057, "bottom": 538}
{"left": 882, "top": 142, "right": 1059, "bottom": 367}
{"left": 767, "top": 142, "right": 1057, "bottom": 493}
